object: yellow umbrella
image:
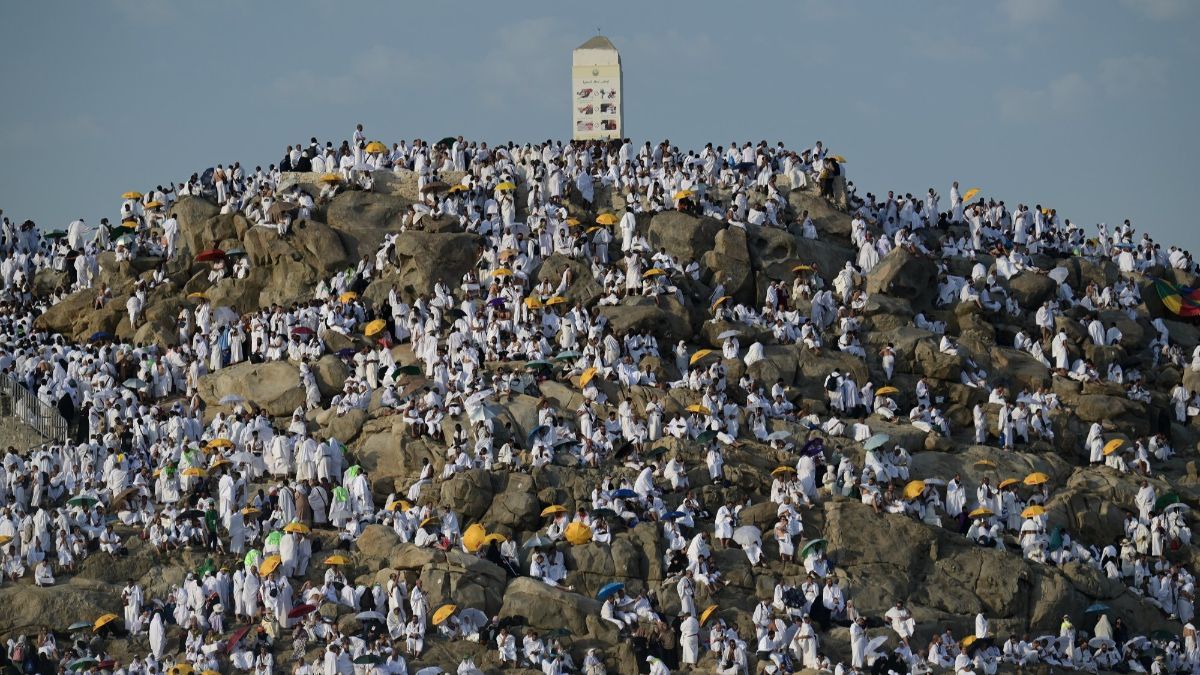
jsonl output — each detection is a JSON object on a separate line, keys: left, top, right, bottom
{"left": 596, "top": 213, "right": 618, "bottom": 225}
{"left": 283, "top": 522, "right": 310, "bottom": 535}
{"left": 419, "top": 516, "right": 440, "bottom": 528}
{"left": 792, "top": 264, "right": 814, "bottom": 272}
{"left": 496, "top": 181, "right": 516, "bottom": 191}
{"left": 0, "top": 535, "right": 11, "bottom": 545}
{"left": 565, "top": 217, "right": 580, "bottom": 226}
{"left": 540, "top": 504, "right": 567, "bottom": 517}
{"left": 875, "top": 386, "right": 899, "bottom": 396}
{"left": 325, "top": 554, "right": 350, "bottom": 565}
{"left": 1021, "top": 505, "right": 1046, "bottom": 518}
{"left": 492, "top": 268, "right": 514, "bottom": 277}
{"left": 962, "top": 635, "right": 977, "bottom": 649}
{"left": 771, "top": 466, "right": 796, "bottom": 477}
{"left": 689, "top": 349, "right": 715, "bottom": 366}
{"left": 524, "top": 297, "right": 543, "bottom": 309}
{"left": 240, "top": 507, "right": 260, "bottom": 516}
{"left": 168, "top": 666, "right": 194, "bottom": 675}
{"left": 973, "top": 459, "right": 997, "bottom": 469}
{"left": 586, "top": 225, "right": 601, "bottom": 234}
{"left": 700, "top": 605, "right": 719, "bottom": 625}
{"left": 365, "top": 141, "right": 388, "bottom": 154}
{"left": 187, "top": 292, "right": 208, "bottom": 301}
{"left": 386, "top": 499, "right": 411, "bottom": 512}
{"left": 207, "top": 438, "right": 234, "bottom": 449}
{"left": 998, "top": 478, "right": 1020, "bottom": 490}
{"left": 201, "top": 671, "right": 221, "bottom": 675}
{"left": 463, "top": 523, "right": 487, "bottom": 552}
{"left": 545, "top": 296, "right": 567, "bottom": 306}
{"left": 319, "top": 173, "right": 343, "bottom": 184}
{"left": 499, "top": 248, "right": 519, "bottom": 262}
{"left": 432, "top": 604, "right": 457, "bottom": 626}
{"left": 122, "top": 191, "right": 143, "bottom": 200}
{"left": 1103, "top": 439, "right": 1125, "bottom": 456}
{"left": 482, "top": 533, "right": 508, "bottom": 545}
{"left": 364, "top": 319, "right": 387, "bottom": 337}
{"left": 686, "top": 404, "right": 711, "bottom": 415}
{"left": 579, "top": 367, "right": 598, "bottom": 387}
{"left": 962, "top": 187, "right": 981, "bottom": 202}
{"left": 712, "top": 295, "right": 731, "bottom": 308}
{"left": 93, "top": 613, "right": 119, "bottom": 631}
{"left": 145, "top": 200, "right": 164, "bottom": 209}
{"left": 258, "top": 554, "right": 282, "bottom": 576}
{"left": 182, "top": 467, "right": 206, "bottom": 477}
{"left": 968, "top": 507, "right": 994, "bottom": 519}
{"left": 674, "top": 190, "right": 694, "bottom": 200}
{"left": 1024, "top": 472, "right": 1049, "bottom": 486}
{"left": 902, "top": 480, "right": 926, "bottom": 500}
{"left": 831, "top": 155, "right": 847, "bottom": 163}
{"left": 642, "top": 268, "right": 666, "bottom": 278}
{"left": 565, "top": 521, "right": 593, "bottom": 545}
{"left": 338, "top": 291, "right": 358, "bottom": 303}
{"left": 447, "top": 184, "right": 468, "bottom": 194}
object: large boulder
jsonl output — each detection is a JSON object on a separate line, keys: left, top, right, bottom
{"left": 198, "top": 361, "right": 305, "bottom": 416}
{"left": 324, "top": 191, "right": 412, "bottom": 259}
{"left": 535, "top": 253, "right": 602, "bottom": 306}
{"left": 866, "top": 249, "right": 938, "bottom": 310}
{"left": 364, "top": 232, "right": 483, "bottom": 304}
{"left": 702, "top": 227, "right": 755, "bottom": 303}
{"left": 787, "top": 189, "right": 851, "bottom": 237}
{"left": 597, "top": 297, "right": 693, "bottom": 341}
{"left": 1007, "top": 272, "right": 1057, "bottom": 308}
{"left": 646, "top": 211, "right": 723, "bottom": 262}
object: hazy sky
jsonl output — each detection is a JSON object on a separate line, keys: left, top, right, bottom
{"left": 2, "top": 1, "right": 1197, "bottom": 249}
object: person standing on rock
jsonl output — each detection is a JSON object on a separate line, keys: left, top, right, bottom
{"left": 850, "top": 615, "right": 867, "bottom": 668}
{"left": 679, "top": 610, "right": 700, "bottom": 666}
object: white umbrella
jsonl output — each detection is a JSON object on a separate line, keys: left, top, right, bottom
{"left": 766, "top": 431, "right": 790, "bottom": 442}
{"left": 213, "top": 306, "right": 239, "bottom": 325}
{"left": 863, "top": 433, "right": 890, "bottom": 451}
{"left": 219, "top": 394, "right": 245, "bottom": 405}
{"left": 1089, "top": 637, "right": 1115, "bottom": 649}
{"left": 866, "top": 635, "right": 889, "bottom": 658}
{"left": 717, "top": 329, "right": 741, "bottom": 340}
{"left": 458, "top": 607, "right": 487, "bottom": 631}
{"left": 230, "top": 451, "right": 266, "bottom": 471}
{"left": 1165, "top": 503, "right": 1190, "bottom": 513}
{"left": 732, "top": 525, "right": 762, "bottom": 548}
{"left": 1048, "top": 267, "right": 1069, "bottom": 284}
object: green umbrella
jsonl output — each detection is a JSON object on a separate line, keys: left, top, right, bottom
{"left": 646, "top": 446, "right": 668, "bottom": 458}
{"left": 67, "top": 658, "right": 99, "bottom": 671}
{"left": 196, "top": 558, "right": 216, "bottom": 578}
{"left": 696, "top": 430, "right": 718, "bottom": 444}
{"left": 437, "top": 136, "right": 457, "bottom": 148}
{"left": 266, "top": 531, "right": 283, "bottom": 546}
{"left": 66, "top": 495, "right": 100, "bottom": 508}
{"left": 525, "top": 360, "right": 553, "bottom": 370}
{"left": 800, "top": 538, "right": 827, "bottom": 558}
{"left": 244, "top": 549, "right": 262, "bottom": 568}
{"left": 396, "top": 364, "right": 421, "bottom": 376}
{"left": 555, "top": 351, "right": 581, "bottom": 361}
{"left": 1154, "top": 493, "right": 1181, "bottom": 512}
{"left": 44, "top": 230, "right": 68, "bottom": 240}
{"left": 353, "top": 654, "right": 382, "bottom": 665}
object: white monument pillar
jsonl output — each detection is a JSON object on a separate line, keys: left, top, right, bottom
{"left": 571, "top": 35, "right": 622, "bottom": 141}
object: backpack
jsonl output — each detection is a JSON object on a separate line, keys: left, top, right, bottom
{"left": 825, "top": 376, "right": 838, "bottom": 392}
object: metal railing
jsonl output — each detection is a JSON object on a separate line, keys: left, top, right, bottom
{"left": 0, "top": 374, "right": 71, "bottom": 443}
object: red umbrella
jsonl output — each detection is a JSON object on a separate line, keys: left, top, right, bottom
{"left": 196, "top": 248, "right": 226, "bottom": 263}
{"left": 287, "top": 604, "right": 317, "bottom": 619}
{"left": 291, "top": 326, "right": 315, "bottom": 336}
{"left": 225, "top": 625, "right": 252, "bottom": 654}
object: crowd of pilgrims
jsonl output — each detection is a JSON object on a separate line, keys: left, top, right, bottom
{"left": 0, "top": 127, "right": 1197, "bottom": 674}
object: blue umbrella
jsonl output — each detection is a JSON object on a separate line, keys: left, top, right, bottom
{"left": 1086, "top": 603, "right": 1111, "bottom": 614}
{"left": 527, "top": 424, "right": 549, "bottom": 444}
{"left": 596, "top": 582, "right": 624, "bottom": 601}
{"left": 863, "top": 433, "right": 890, "bottom": 451}
{"left": 612, "top": 489, "right": 638, "bottom": 499}
{"left": 662, "top": 511, "right": 686, "bottom": 521}
{"left": 88, "top": 331, "right": 113, "bottom": 343}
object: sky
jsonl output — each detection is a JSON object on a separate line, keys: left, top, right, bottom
{"left": 1, "top": 0, "right": 1197, "bottom": 250}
